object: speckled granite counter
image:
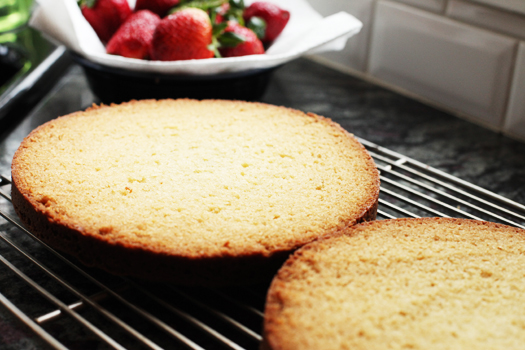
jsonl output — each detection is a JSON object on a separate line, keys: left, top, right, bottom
{"left": 0, "top": 57, "right": 524, "bottom": 349}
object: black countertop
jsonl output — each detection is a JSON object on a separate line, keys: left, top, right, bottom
{"left": 1, "top": 56, "right": 525, "bottom": 349}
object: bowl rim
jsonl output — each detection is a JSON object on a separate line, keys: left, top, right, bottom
{"left": 70, "top": 52, "right": 279, "bottom": 82}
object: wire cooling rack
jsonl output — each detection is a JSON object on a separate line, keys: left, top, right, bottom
{"left": 0, "top": 139, "right": 524, "bottom": 350}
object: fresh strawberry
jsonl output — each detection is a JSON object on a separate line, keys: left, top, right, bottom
{"left": 106, "top": 10, "right": 160, "bottom": 59}
{"left": 243, "top": 1, "right": 289, "bottom": 43}
{"left": 218, "top": 22, "right": 264, "bottom": 57}
{"left": 79, "top": 0, "right": 132, "bottom": 43}
{"left": 135, "top": 0, "right": 180, "bottom": 17}
{"left": 149, "top": 8, "right": 214, "bottom": 61}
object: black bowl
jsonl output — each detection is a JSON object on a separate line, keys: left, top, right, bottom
{"left": 71, "top": 52, "right": 279, "bottom": 104}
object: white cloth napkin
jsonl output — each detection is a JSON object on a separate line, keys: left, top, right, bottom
{"left": 30, "top": 0, "right": 362, "bottom": 75}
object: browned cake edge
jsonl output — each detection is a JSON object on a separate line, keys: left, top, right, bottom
{"left": 10, "top": 99, "right": 379, "bottom": 286}
{"left": 261, "top": 217, "right": 525, "bottom": 350}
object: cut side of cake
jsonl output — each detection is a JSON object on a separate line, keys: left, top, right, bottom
{"left": 11, "top": 99, "right": 379, "bottom": 285}
{"left": 263, "top": 217, "right": 525, "bottom": 349}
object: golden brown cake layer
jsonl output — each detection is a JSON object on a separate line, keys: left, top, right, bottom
{"left": 263, "top": 217, "right": 525, "bottom": 349}
{"left": 11, "top": 99, "right": 379, "bottom": 285}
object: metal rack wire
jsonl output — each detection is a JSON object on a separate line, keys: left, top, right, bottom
{"left": 0, "top": 139, "right": 524, "bottom": 349}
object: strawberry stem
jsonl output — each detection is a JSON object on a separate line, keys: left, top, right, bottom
{"left": 208, "top": 36, "right": 222, "bottom": 58}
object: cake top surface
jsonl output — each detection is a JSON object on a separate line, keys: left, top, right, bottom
{"left": 264, "top": 217, "right": 525, "bottom": 350}
{"left": 11, "top": 99, "right": 379, "bottom": 258}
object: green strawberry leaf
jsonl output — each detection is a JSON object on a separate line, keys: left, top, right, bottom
{"left": 212, "top": 22, "right": 228, "bottom": 37}
{"left": 78, "top": 0, "right": 96, "bottom": 8}
{"left": 247, "top": 16, "right": 266, "bottom": 40}
{"left": 170, "top": 0, "right": 228, "bottom": 12}
{"left": 209, "top": 9, "right": 217, "bottom": 23}
{"left": 218, "top": 31, "right": 246, "bottom": 48}
{"left": 225, "top": 7, "right": 244, "bottom": 26}
{"left": 229, "top": 0, "right": 244, "bottom": 10}
{"left": 210, "top": 9, "right": 220, "bottom": 26}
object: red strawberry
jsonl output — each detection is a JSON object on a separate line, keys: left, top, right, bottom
{"left": 219, "top": 22, "right": 264, "bottom": 57}
{"left": 135, "top": 0, "right": 180, "bottom": 17}
{"left": 79, "top": 0, "right": 132, "bottom": 43}
{"left": 243, "top": 1, "right": 289, "bottom": 43}
{"left": 149, "top": 8, "right": 214, "bottom": 61}
{"left": 106, "top": 10, "right": 161, "bottom": 59}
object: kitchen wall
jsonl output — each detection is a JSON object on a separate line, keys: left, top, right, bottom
{"left": 307, "top": 0, "right": 525, "bottom": 142}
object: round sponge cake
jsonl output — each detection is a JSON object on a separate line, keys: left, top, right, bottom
{"left": 11, "top": 99, "right": 379, "bottom": 285}
{"left": 263, "top": 217, "right": 525, "bottom": 349}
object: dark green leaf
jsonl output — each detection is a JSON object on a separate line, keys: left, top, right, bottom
{"left": 212, "top": 22, "right": 228, "bottom": 36}
{"left": 226, "top": 8, "right": 244, "bottom": 26}
{"left": 209, "top": 9, "right": 217, "bottom": 23}
{"left": 170, "top": 0, "right": 227, "bottom": 12}
{"left": 229, "top": 0, "right": 244, "bottom": 10}
{"left": 247, "top": 16, "right": 266, "bottom": 40}
{"left": 218, "top": 31, "right": 246, "bottom": 47}
{"left": 78, "top": 0, "right": 96, "bottom": 8}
